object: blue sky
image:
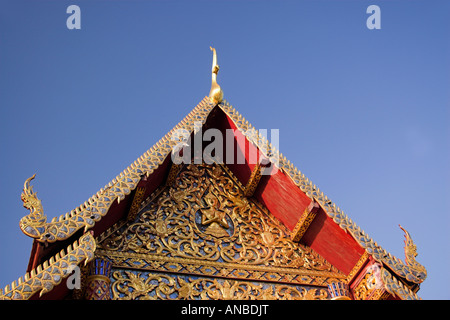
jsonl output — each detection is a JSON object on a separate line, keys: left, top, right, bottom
{"left": 0, "top": 0, "right": 448, "bottom": 299}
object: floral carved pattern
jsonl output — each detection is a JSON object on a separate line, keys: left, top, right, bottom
{"left": 98, "top": 163, "right": 344, "bottom": 299}
{"left": 111, "top": 270, "right": 329, "bottom": 300}
{"left": 99, "top": 163, "right": 341, "bottom": 272}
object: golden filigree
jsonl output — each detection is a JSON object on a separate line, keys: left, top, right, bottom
{"left": 97, "top": 249, "right": 343, "bottom": 287}
{"left": 98, "top": 163, "right": 341, "bottom": 275}
{"left": 346, "top": 251, "right": 370, "bottom": 282}
{"left": 290, "top": 199, "right": 320, "bottom": 242}
{"left": 111, "top": 270, "right": 329, "bottom": 300}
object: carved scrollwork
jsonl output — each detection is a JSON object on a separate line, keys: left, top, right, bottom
{"left": 111, "top": 270, "right": 329, "bottom": 300}
{"left": 97, "top": 162, "right": 343, "bottom": 299}
{"left": 98, "top": 163, "right": 341, "bottom": 275}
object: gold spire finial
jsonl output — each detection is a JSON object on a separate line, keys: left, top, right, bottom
{"left": 209, "top": 46, "right": 223, "bottom": 104}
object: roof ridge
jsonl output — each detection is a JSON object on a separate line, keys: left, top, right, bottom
{"left": 0, "top": 231, "right": 95, "bottom": 300}
{"left": 17, "top": 96, "right": 426, "bottom": 288}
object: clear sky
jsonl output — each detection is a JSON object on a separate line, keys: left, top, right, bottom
{"left": 0, "top": 0, "right": 448, "bottom": 299}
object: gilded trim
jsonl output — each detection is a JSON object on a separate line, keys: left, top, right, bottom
{"left": 346, "top": 251, "right": 370, "bottom": 283}
{"left": 111, "top": 270, "right": 329, "bottom": 300}
{"left": 98, "top": 250, "right": 346, "bottom": 287}
{"left": 166, "top": 163, "right": 183, "bottom": 187}
{"left": 127, "top": 187, "right": 146, "bottom": 222}
{"left": 243, "top": 163, "right": 262, "bottom": 197}
{"left": 290, "top": 199, "right": 320, "bottom": 242}
{"left": 0, "top": 232, "right": 96, "bottom": 300}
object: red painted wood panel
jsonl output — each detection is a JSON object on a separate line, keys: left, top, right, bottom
{"left": 254, "top": 171, "right": 311, "bottom": 231}
{"left": 219, "top": 110, "right": 311, "bottom": 231}
{"left": 301, "top": 209, "right": 365, "bottom": 274}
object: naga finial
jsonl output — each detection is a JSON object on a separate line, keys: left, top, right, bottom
{"left": 399, "top": 225, "right": 427, "bottom": 282}
{"left": 209, "top": 46, "right": 223, "bottom": 104}
{"left": 19, "top": 174, "right": 47, "bottom": 236}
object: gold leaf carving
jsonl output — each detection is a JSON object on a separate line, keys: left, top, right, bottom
{"left": 99, "top": 163, "right": 341, "bottom": 275}
{"left": 97, "top": 162, "right": 345, "bottom": 300}
{"left": 111, "top": 270, "right": 329, "bottom": 300}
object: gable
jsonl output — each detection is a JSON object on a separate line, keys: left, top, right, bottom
{"left": 3, "top": 97, "right": 425, "bottom": 300}
{"left": 95, "top": 162, "right": 345, "bottom": 300}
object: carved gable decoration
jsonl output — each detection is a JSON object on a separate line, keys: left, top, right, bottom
{"left": 96, "top": 163, "right": 345, "bottom": 300}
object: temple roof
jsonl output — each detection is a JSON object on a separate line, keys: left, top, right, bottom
{"left": 0, "top": 97, "right": 426, "bottom": 300}
{"left": 0, "top": 49, "right": 426, "bottom": 300}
